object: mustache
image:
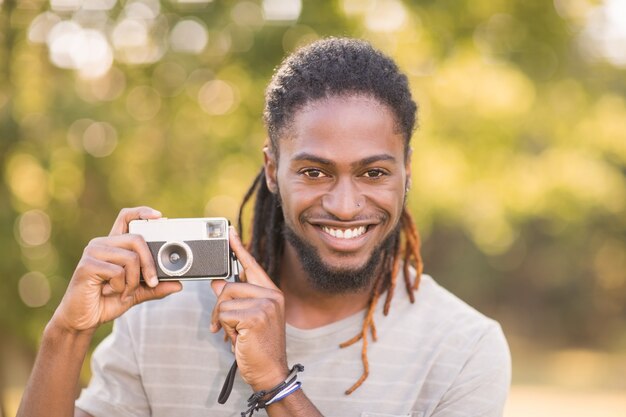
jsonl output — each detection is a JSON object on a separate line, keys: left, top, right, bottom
{"left": 299, "top": 212, "right": 388, "bottom": 223}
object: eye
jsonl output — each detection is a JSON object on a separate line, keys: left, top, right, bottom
{"left": 300, "top": 168, "right": 328, "bottom": 178}
{"left": 362, "top": 169, "right": 387, "bottom": 178}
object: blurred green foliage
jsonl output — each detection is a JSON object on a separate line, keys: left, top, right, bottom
{"left": 1, "top": 0, "right": 625, "bottom": 388}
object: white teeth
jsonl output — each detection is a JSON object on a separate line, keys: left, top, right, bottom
{"left": 321, "top": 226, "right": 366, "bottom": 239}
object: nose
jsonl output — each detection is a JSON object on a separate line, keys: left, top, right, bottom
{"left": 321, "top": 177, "right": 364, "bottom": 220}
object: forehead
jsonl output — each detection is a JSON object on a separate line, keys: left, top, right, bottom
{"left": 277, "top": 95, "right": 406, "bottom": 162}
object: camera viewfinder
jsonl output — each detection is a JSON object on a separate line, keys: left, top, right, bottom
{"left": 207, "top": 221, "right": 225, "bottom": 239}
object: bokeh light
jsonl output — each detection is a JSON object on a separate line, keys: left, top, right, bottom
{"left": 18, "top": 272, "right": 52, "bottom": 308}
{"left": 83, "top": 121, "right": 118, "bottom": 157}
{"left": 198, "top": 79, "right": 238, "bottom": 115}
{"left": 580, "top": 0, "right": 626, "bottom": 67}
{"left": 170, "top": 19, "right": 209, "bottom": 54}
{"left": 47, "top": 20, "right": 83, "bottom": 69}
{"left": 231, "top": 1, "right": 264, "bottom": 29}
{"left": 16, "top": 210, "right": 51, "bottom": 247}
{"left": 125, "top": 0, "right": 161, "bottom": 20}
{"left": 50, "top": 0, "right": 82, "bottom": 12}
{"left": 364, "top": 0, "right": 407, "bottom": 32}
{"left": 5, "top": 153, "right": 50, "bottom": 208}
{"left": 27, "top": 12, "right": 61, "bottom": 44}
{"left": 67, "top": 118, "right": 94, "bottom": 151}
{"left": 262, "top": 0, "right": 302, "bottom": 22}
{"left": 73, "top": 30, "right": 114, "bottom": 79}
{"left": 83, "top": 0, "right": 117, "bottom": 11}
{"left": 45, "top": 21, "right": 113, "bottom": 79}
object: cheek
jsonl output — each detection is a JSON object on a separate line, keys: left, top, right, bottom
{"left": 281, "top": 183, "right": 325, "bottom": 213}
{"left": 364, "top": 183, "right": 406, "bottom": 213}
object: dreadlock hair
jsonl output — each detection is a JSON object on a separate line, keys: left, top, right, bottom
{"left": 237, "top": 38, "right": 424, "bottom": 395}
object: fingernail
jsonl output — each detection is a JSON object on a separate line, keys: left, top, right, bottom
{"left": 149, "top": 276, "right": 159, "bottom": 287}
{"left": 210, "top": 323, "right": 217, "bottom": 332}
{"left": 151, "top": 209, "right": 162, "bottom": 216}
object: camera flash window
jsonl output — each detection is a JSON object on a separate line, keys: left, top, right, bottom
{"left": 207, "top": 221, "right": 225, "bottom": 239}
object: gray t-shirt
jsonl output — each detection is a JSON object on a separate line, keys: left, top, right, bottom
{"left": 76, "top": 274, "right": 510, "bottom": 417}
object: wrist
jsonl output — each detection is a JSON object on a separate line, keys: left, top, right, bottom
{"left": 45, "top": 314, "right": 97, "bottom": 340}
{"left": 242, "top": 364, "right": 305, "bottom": 417}
{"left": 249, "top": 365, "right": 290, "bottom": 392}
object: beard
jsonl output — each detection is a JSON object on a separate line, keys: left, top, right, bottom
{"left": 282, "top": 223, "right": 400, "bottom": 294}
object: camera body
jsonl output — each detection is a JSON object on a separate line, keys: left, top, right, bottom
{"left": 129, "top": 217, "right": 231, "bottom": 280}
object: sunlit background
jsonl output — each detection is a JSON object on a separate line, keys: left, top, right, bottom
{"left": 1, "top": 0, "right": 625, "bottom": 415}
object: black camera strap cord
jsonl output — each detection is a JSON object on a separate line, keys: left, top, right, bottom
{"left": 218, "top": 359, "right": 239, "bottom": 404}
{"left": 218, "top": 251, "right": 240, "bottom": 404}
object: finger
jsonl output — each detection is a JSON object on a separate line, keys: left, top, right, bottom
{"left": 91, "top": 234, "right": 159, "bottom": 288}
{"left": 210, "top": 279, "right": 227, "bottom": 332}
{"left": 216, "top": 297, "right": 281, "bottom": 316}
{"left": 108, "top": 266, "right": 127, "bottom": 294}
{"left": 211, "top": 279, "right": 227, "bottom": 297}
{"left": 109, "top": 206, "right": 162, "bottom": 237}
{"left": 84, "top": 244, "right": 142, "bottom": 298}
{"left": 76, "top": 257, "right": 126, "bottom": 292}
{"left": 229, "top": 227, "right": 277, "bottom": 289}
{"left": 102, "top": 283, "right": 116, "bottom": 296}
{"left": 133, "top": 281, "right": 183, "bottom": 304}
{"left": 210, "top": 282, "right": 283, "bottom": 330}
{"left": 218, "top": 319, "right": 239, "bottom": 346}
{"left": 216, "top": 306, "right": 274, "bottom": 344}
{"left": 213, "top": 302, "right": 270, "bottom": 346}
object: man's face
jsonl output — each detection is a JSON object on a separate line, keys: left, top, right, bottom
{"left": 265, "top": 95, "right": 410, "bottom": 291}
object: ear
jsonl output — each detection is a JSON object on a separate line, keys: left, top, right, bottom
{"left": 263, "top": 145, "right": 279, "bottom": 194}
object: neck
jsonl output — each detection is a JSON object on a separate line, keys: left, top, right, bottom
{"left": 279, "top": 243, "right": 375, "bottom": 330}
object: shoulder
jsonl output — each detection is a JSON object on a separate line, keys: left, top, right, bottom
{"left": 383, "top": 274, "right": 509, "bottom": 360}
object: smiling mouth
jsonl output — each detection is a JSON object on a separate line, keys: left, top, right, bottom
{"left": 320, "top": 225, "right": 368, "bottom": 239}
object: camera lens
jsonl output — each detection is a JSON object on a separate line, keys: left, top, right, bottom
{"left": 157, "top": 241, "right": 193, "bottom": 276}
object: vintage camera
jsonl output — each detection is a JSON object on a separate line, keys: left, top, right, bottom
{"left": 129, "top": 217, "right": 232, "bottom": 280}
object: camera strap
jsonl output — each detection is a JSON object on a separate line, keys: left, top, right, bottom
{"left": 217, "top": 250, "right": 241, "bottom": 404}
{"left": 218, "top": 359, "right": 239, "bottom": 404}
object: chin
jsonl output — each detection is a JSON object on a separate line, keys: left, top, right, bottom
{"left": 283, "top": 224, "right": 400, "bottom": 294}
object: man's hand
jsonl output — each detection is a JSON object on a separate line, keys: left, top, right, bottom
{"left": 210, "top": 227, "right": 289, "bottom": 391}
{"left": 51, "top": 206, "right": 182, "bottom": 334}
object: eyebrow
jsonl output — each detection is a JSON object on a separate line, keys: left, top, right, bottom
{"left": 291, "top": 152, "right": 397, "bottom": 167}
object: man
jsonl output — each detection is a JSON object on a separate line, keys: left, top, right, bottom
{"left": 18, "top": 38, "right": 510, "bottom": 417}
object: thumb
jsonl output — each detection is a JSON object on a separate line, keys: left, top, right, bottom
{"left": 211, "top": 279, "right": 227, "bottom": 297}
{"left": 134, "top": 281, "right": 183, "bottom": 304}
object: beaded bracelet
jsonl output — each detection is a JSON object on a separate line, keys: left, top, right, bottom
{"left": 241, "top": 364, "right": 304, "bottom": 417}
